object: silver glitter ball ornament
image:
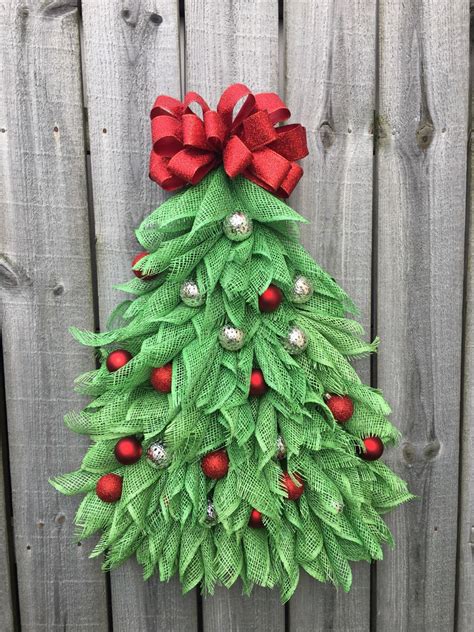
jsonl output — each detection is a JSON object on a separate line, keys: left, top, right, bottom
{"left": 180, "top": 280, "right": 205, "bottom": 307}
{"left": 206, "top": 499, "right": 217, "bottom": 524}
{"left": 146, "top": 441, "right": 169, "bottom": 469}
{"left": 222, "top": 211, "right": 253, "bottom": 242}
{"left": 219, "top": 325, "right": 245, "bottom": 351}
{"left": 275, "top": 435, "right": 287, "bottom": 460}
{"left": 291, "top": 275, "right": 314, "bottom": 304}
{"left": 282, "top": 325, "right": 308, "bottom": 355}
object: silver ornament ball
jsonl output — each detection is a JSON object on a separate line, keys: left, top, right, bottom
{"left": 275, "top": 435, "right": 287, "bottom": 460}
{"left": 180, "top": 280, "right": 205, "bottom": 307}
{"left": 222, "top": 211, "right": 253, "bottom": 242}
{"left": 146, "top": 441, "right": 169, "bottom": 469}
{"left": 282, "top": 325, "right": 308, "bottom": 355}
{"left": 291, "top": 275, "right": 314, "bottom": 304}
{"left": 219, "top": 325, "right": 245, "bottom": 351}
{"left": 206, "top": 499, "right": 217, "bottom": 524}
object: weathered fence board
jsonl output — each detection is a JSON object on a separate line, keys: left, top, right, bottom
{"left": 184, "top": 1, "right": 284, "bottom": 629}
{"left": 0, "top": 2, "right": 108, "bottom": 630}
{"left": 376, "top": 1, "right": 469, "bottom": 630}
{"left": 184, "top": 0, "right": 279, "bottom": 103}
{"left": 285, "top": 0, "right": 376, "bottom": 629}
{"left": 79, "top": 1, "right": 192, "bottom": 630}
{"left": 458, "top": 144, "right": 473, "bottom": 632}
{"left": 456, "top": 34, "right": 473, "bottom": 631}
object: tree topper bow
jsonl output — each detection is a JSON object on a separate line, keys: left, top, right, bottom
{"left": 149, "top": 83, "right": 308, "bottom": 198}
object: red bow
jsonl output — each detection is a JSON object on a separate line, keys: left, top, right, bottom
{"left": 149, "top": 83, "right": 308, "bottom": 198}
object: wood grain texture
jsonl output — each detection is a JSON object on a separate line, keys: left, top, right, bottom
{"left": 80, "top": 2, "right": 195, "bottom": 630}
{"left": 456, "top": 12, "right": 473, "bottom": 629}
{"left": 457, "top": 143, "right": 473, "bottom": 631}
{"left": 376, "top": 1, "right": 469, "bottom": 630}
{"left": 184, "top": 1, "right": 283, "bottom": 630}
{"left": 285, "top": 1, "right": 375, "bottom": 629}
{"left": 0, "top": 1, "right": 109, "bottom": 630}
{"left": 184, "top": 0, "right": 279, "bottom": 100}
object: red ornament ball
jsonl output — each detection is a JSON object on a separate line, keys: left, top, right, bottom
{"left": 150, "top": 363, "right": 172, "bottom": 393}
{"left": 106, "top": 349, "right": 132, "bottom": 372}
{"left": 258, "top": 284, "right": 283, "bottom": 313}
{"left": 201, "top": 449, "right": 229, "bottom": 479}
{"left": 114, "top": 436, "right": 142, "bottom": 465}
{"left": 358, "top": 436, "right": 384, "bottom": 461}
{"left": 282, "top": 472, "right": 304, "bottom": 500}
{"left": 248, "top": 508, "right": 264, "bottom": 528}
{"left": 96, "top": 473, "right": 122, "bottom": 503}
{"left": 132, "top": 251, "right": 157, "bottom": 280}
{"left": 249, "top": 368, "right": 267, "bottom": 396}
{"left": 326, "top": 394, "right": 354, "bottom": 423}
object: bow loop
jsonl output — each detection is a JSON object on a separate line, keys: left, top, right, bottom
{"left": 204, "top": 110, "right": 227, "bottom": 149}
{"left": 150, "top": 95, "right": 184, "bottom": 119}
{"left": 183, "top": 91, "right": 210, "bottom": 118}
{"left": 254, "top": 92, "right": 290, "bottom": 125}
{"left": 242, "top": 110, "right": 278, "bottom": 151}
{"left": 151, "top": 115, "right": 182, "bottom": 157}
{"left": 149, "top": 83, "right": 308, "bottom": 197}
{"left": 182, "top": 114, "right": 210, "bottom": 151}
{"left": 223, "top": 135, "right": 253, "bottom": 178}
{"left": 217, "top": 83, "right": 256, "bottom": 131}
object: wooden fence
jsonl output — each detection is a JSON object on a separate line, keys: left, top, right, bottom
{"left": 0, "top": 0, "right": 472, "bottom": 630}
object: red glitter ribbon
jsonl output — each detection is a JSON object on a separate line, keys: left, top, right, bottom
{"left": 149, "top": 83, "right": 308, "bottom": 198}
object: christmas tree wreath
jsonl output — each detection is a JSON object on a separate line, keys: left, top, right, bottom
{"left": 51, "top": 83, "right": 412, "bottom": 601}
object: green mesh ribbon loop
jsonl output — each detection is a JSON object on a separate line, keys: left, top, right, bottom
{"left": 51, "top": 167, "right": 412, "bottom": 603}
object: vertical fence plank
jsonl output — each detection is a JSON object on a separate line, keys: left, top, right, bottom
{"left": 285, "top": 1, "right": 375, "bottom": 629}
{"left": 457, "top": 126, "right": 473, "bottom": 631}
{"left": 376, "top": 1, "right": 469, "bottom": 630}
{"left": 185, "top": 0, "right": 278, "bottom": 103}
{"left": 0, "top": 2, "right": 109, "bottom": 630}
{"left": 184, "top": 1, "right": 284, "bottom": 629}
{"left": 457, "top": 23, "right": 473, "bottom": 625}
{"left": 80, "top": 1, "right": 191, "bottom": 630}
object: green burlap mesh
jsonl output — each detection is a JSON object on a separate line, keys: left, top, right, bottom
{"left": 51, "top": 167, "right": 412, "bottom": 602}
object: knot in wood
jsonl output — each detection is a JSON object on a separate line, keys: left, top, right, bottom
{"left": 402, "top": 439, "right": 441, "bottom": 464}
{"left": 416, "top": 122, "right": 435, "bottom": 150}
{"left": 318, "top": 121, "right": 335, "bottom": 150}
{"left": 402, "top": 442, "right": 417, "bottom": 464}
{"left": 149, "top": 13, "right": 163, "bottom": 25}
{"left": 423, "top": 438, "right": 440, "bottom": 460}
{"left": 0, "top": 255, "right": 32, "bottom": 289}
{"left": 121, "top": 8, "right": 136, "bottom": 27}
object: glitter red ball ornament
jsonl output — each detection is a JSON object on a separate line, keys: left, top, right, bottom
{"left": 249, "top": 368, "right": 267, "bottom": 396}
{"left": 201, "top": 449, "right": 229, "bottom": 480}
{"left": 248, "top": 508, "right": 264, "bottom": 528}
{"left": 258, "top": 284, "right": 283, "bottom": 313}
{"left": 282, "top": 472, "right": 304, "bottom": 500}
{"left": 326, "top": 394, "right": 354, "bottom": 423}
{"left": 106, "top": 349, "right": 132, "bottom": 372}
{"left": 132, "top": 251, "right": 157, "bottom": 280}
{"left": 358, "top": 436, "right": 384, "bottom": 461}
{"left": 96, "top": 473, "right": 122, "bottom": 503}
{"left": 114, "top": 436, "right": 142, "bottom": 465}
{"left": 150, "top": 363, "right": 172, "bottom": 393}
